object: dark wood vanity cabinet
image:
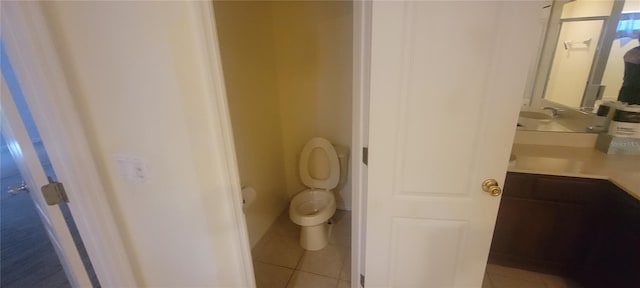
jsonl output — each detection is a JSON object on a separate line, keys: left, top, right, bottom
{"left": 577, "top": 183, "right": 640, "bottom": 288}
{"left": 488, "top": 172, "right": 640, "bottom": 287}
{"left": 488, "top": 173, "right": 605, "bottom": 275}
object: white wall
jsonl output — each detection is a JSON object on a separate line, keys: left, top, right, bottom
{"left": 41, "top": 2, "right": 250, "bottom": 286}
{"left": 272, "top": 2, "right": 353, "bottom": 209}
{"left": 213, "top": 1, "right": 289, "bottom": 248}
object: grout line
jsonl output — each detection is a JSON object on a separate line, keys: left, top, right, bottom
{"left": 297, "top": 269, "right": 341, "bottom": 280}
{"left": 295, "top": 265, "right": 342, "bottom": 280}
{"left": 254, "top": 259, "right": 297, "bottom": 270}
{"left": 294, "top": 250, "right": 305, "bottom": 270}
{"left": 287, "top": 269, "right": 342, "bottom": 288}
{"left": 284, "top": 266, "right": 294, "bottom": 288}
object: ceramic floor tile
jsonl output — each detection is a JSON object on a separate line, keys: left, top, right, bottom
{"left": 489, "top": 273, "right": 547, "bottom": 288}
{"left": 253, "top": 261, "right": 294, "bottom": 288}
{"left": 482, "top": 272, "right": 494, "bottom": 288}
{"left": 255, "top": 208, "right": 352, "bottom": 287}
{"left": 286, "top": 271, "right": 338, "bottom": 288}
{"left": 252, "top": 230, "right": 274, "bottom": 259}
{"left": 271, "top": 210, "right": 300, "bottom": 242}
{"left": 337, "top": 280, "right": 350, "bottom": 288}
{"left": 254, "top": 231, "right": 304, "bottom": 269}
{"left": 540, "top": 274, "right": 582, "bottom": 288}
{"left": 485, "top": 264, "right": 544, "bottom": 282}
{"left": 298, "top": 244, "right": 347, "bottom": 278}
{"left": 339, "top": 256, "right": 351, "bottom": 281}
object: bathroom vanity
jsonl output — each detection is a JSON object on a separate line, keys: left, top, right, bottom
{"left": 489, "top": 132, "right": 640, "bottom": 288}
{"left": 489, "top": 173, "right": 604, "bottom": 275}
{"left": 496, "top": 0, "right": 640, "bottom": 284}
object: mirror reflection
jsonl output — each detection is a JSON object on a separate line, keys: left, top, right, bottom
{"left": 521, "top": 0, "right": 640, "bottom": 133}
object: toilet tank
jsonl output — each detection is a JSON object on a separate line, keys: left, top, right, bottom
{"left": 333, "top": 145, "right": 350, "bottom": 185}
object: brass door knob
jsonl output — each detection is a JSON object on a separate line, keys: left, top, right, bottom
{"left": 482, "top": 179, "right": 502, "bottom": 196}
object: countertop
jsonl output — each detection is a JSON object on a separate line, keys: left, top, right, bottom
{"left": 508, "top": 143, "right": 640, "bottom": 200}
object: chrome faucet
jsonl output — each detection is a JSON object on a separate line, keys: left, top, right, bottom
{"left": 542, "top": 106, "right": 563, "bottom": 118}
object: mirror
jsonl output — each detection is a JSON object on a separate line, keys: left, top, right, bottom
{"left": 521, "top": 0, "right": 640, "bottom": 133}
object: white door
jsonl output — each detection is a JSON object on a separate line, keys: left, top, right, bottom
{"left": 1, "top": 78, "right": 92, "bottom": 287}
{"left": 365, "top": 1, "right": 542, "bottom": 287}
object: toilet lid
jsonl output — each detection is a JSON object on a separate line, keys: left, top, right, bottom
{"left": 299, "top": 137, "right": 340, "bottom": 190}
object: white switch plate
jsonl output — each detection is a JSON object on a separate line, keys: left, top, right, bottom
{"left": 113, "top": 154, "right": 148, "bottom": 184}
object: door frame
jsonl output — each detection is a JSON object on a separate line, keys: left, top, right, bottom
{"left": 1, "top": 2, "right": 137, "bottom": 287}
{"left": 352, "top": 1, "right": 372, "bottom": 286}
{"left": 195, "top": 2, "right": 257, "bottom": 285}
{"left": 1, "top": 77, "right": 92, "bottom": 287}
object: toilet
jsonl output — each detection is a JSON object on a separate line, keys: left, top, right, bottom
{"left": 289, "top": 137, "right": 348, "bottom": 251}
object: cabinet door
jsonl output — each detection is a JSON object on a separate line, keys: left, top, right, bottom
{"left": 580, "top": 185, "right": 640, "bottom": 288}
{"left": 490, "top": 197, "right": 593, "bottom": 275}
{"left": 489, "top": 173, "right": 601, "bottom": 275}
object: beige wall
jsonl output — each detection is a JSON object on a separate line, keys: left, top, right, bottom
{"left": 272, "top": 2, "right": 353, "bottom": 209}
{"left": 213, "top": 2, "right": 289, "bottom": 247}
{"left": 561, "top": 0, "right": 613, "bottom": 19}
{"left": 42, "top": 2, "right": 249, "bottom": 286}
{"left": 545, "top": 19, "right": 604, "bottom": 107}
{"left": 213, "top": 0, "right": 353, "bottom": 245}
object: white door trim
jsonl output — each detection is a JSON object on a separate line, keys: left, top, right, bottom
{"left": 1, "top": 2, "right": 138, "bottom": 287}
{"left": 194, "top": 2, "right": 256, "bottom": 286}
{"left": 352, "top": 1, "right": 372, "bottom": 287}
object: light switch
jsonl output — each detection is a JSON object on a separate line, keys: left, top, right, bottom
{"left": 113, "top": 154, "right": 148, "bottom": 184}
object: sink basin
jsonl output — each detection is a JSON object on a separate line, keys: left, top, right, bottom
{"left": 519, "top": 111, "right": 553, "bottom": 121}
{"left": 514, "top": 156, "right": 585, "bottom": 174}
{"left": 517, "top": 110, "right": 572, "bottom": 132}
{"left": 530, "top": 121, "right": 573, "bottom": 132}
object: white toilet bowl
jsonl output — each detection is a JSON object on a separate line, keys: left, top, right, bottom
{"left": 289, "top": 137, "right": 345, "bottom": 251}
{"left": 289, "top": 189, "right": 336, "bottom": 251}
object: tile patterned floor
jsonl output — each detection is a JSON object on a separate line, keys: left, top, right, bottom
{"left": 252, "top": 208, "right": 580, "bottom": 288}
{"left": 252, "top": 209, "right": 351, "bottom": 288}
{"left": 483, "top": 264, "right": 582, "bottom": 288}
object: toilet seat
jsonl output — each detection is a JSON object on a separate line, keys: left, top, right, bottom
{"left": 289, "top": 189, "right": 336, "bottom": 226}
{"left": 298, "top": 137, "right": 340, "bottom": 190}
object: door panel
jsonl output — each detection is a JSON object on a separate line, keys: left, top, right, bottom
{"left": 365, "top": 1, "right": 543, "bottom": 287}
{"left": 1, "top": 77, "right": 92, "bottom": 287}
{"left": 390, "top": 218, "right": 466, "bottom": 287}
